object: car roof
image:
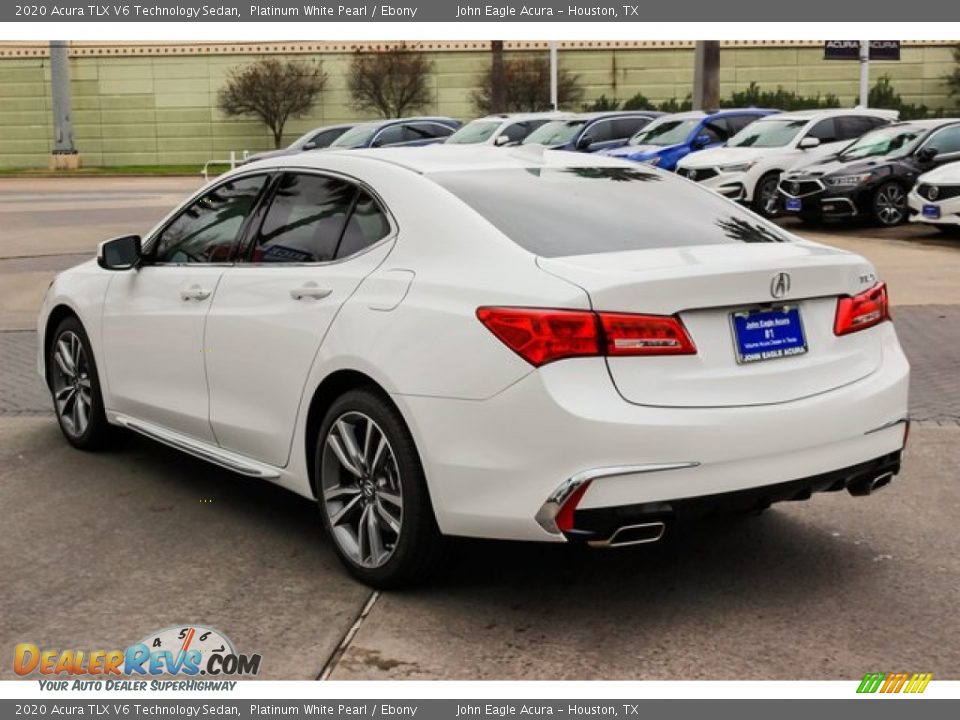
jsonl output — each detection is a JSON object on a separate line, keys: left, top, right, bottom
{"left": 244, "top": 145, "right": 637, "bottom": 176}
{"left": 477, "top": 112, "right": 576, "bottom": 121}
{"left": 577, "top": 110, "right": 665, "bottom": 120}
{"left": 351, "top": 116, "right": 460, "bottom": 129}
{"left": 755, "top": 107, "right": 899, "bottom": 122}
{"left": 885, "top": 118, "right": 960, "bottom": 130}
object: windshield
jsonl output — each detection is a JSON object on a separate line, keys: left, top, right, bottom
{"left": 728, "top": 119, "right": 807, "bottom": 148}
{"left": 629, "top": 118, "right": 700, "bottom": 147}
{"left": 331, "top": 124, "right": 379, "bottom": 149}
{"left": 523, "top": 119, "right": 586, "bottom": 146}
{"left": 432, "top": 167, "right": 791, "bottom": 258}
{"left": 838, "top": 126, "right": 925, "bottom": 161}
{"left": 446, "top": 120, "right": 501, "bottom": 144}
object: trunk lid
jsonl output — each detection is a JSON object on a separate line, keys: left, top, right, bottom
{"left": 538, "top": 242, "right": 883, "bottom": 408}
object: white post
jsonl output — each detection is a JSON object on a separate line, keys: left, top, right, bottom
{"left": 859, "top": 40, "right": 870, "bottom": 107}
{"left": 229, "top": 150, "right": 236, "bottom": 169}
{"left": 549, "top": 41, "right": 558, "bottom": 110}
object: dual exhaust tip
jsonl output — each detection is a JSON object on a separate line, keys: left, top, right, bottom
{"left": 588, "top": 520, "right": 667, "bottom": 548}
{"left": 583, "top": 470, "right": 895, "bottom": 547}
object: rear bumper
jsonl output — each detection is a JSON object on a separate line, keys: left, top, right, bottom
{"left": 565, "top": 449, "right": 902, "bottom": 544}
{"left": 394, "top": 326, "right": 909, "bottom": 543}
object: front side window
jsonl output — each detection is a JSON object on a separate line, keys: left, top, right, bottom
{"left": 151, "top": 175, "right": 267, "bottom": 264}
{"left": 252, "top": 174, "right": 356, "bottom": 263}
{"left": 924, "top": 125, "right": 960, "bottom": 156}
{"left": 728, "top": 119, "right": 806, "bottom": 148}
{"left": 613, "top": 117, "right": 652, "bottom": 139}
{"left": 836, "top": 116, "right": 876, "bottom": 141}
{"left": 501, "top": 122, "right": 532, "bottom": 143}
{"left": 374, "top": 125, "right": 407, "bottom": 146}
{"left": 331, "top": 124, "right": 379, "bottom": 149}
{"left": 432, "top": 167, "right": 790, "bottom": 258}
{"left": 806, "top": 118, "right": 838, "bottom": 143}
{"left": 584, "top": 120, "right": 615, "bottom": 143}
{"left": 410, "top": 122, "right": 455, "bottom": 140}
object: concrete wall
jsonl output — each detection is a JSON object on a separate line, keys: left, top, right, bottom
{"left": 0, "top": 41, "right": 957, "bottom": 168}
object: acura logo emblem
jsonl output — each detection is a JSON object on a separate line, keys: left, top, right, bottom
{"left": 688, "top": 169, "right": 697, "bottom": 180}
{"left": 771, "top": 272, "right": 791, "bottom": 299}
{"left": 929, "top": 186, "right": 940, "bottom": 200}
{"left": 790, "top": 182, "right": 800, "bottom": 194}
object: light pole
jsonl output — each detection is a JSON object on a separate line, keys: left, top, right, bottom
{"left": 49, "top": 40, "right": 79, "bottom": 169}
{"left": 859, "top": 40, "right": 871, "bottom": 107}
{"left": 549, "top": 41, "right": 558, "bottom": 110}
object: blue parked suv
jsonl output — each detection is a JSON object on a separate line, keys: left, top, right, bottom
{"left": 600, "top": 109, "right": 779, "bottom": 170}
{"left": 329, "top": 117, "right": 462, "bottom": 149}
{"left": 521, "top": 111, "right": 663, "bottom": 153}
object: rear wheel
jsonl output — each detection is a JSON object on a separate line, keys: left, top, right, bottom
{"left": 47, "top": 316, "right": 115, "bottom": 450}
{"left": 316, "top": 389, "right": 447, "bottom": 588}
{"left": 752, "top": 171, "right": 782, "bottom": 218}
{"left": 872, "top": 182, "right": 908, "bottom": 227}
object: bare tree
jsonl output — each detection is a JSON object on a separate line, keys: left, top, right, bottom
{"left": 472, "top": 54, "right": 582, "bottom": 114}
{"left": 348, "top": 44, "right": 434, "bottom": 118}
{"left": 218, "top": 57, "right": 327, "bottom": 148}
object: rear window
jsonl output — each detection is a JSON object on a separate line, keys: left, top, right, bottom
{"left": 432, "top": 167, "right": 790, "bottom": 258}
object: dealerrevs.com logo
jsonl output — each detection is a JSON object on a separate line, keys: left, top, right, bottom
{"left": 857, "top": 672, "right": 933, "bottom": 694}
{"left": 15, "top": 625, "right": 261, "bottom": 690}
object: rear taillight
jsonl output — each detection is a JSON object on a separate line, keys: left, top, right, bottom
{"left": 599, "top": 312, "right": 697, "bottom": 356}
{"left": 555, "top": 481, "right": 592, "bottom": 533}
{"left": 834, "top": 282, "right": 890, "bottom": 336}
{"left": 476, "top": 307, "right": 696, "bottom": 367}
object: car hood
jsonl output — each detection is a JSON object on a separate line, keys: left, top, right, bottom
{"left": 677, "top": 146, "right": 771, "bottom": 168}
{"left": 602, "top": 143, "right": 673, "bottom": 159}
{"left": 918, "top": 163, "right": 960, "bottom": 184}
{"left": 790, "top": 156, "right": 894, "bottom": 178}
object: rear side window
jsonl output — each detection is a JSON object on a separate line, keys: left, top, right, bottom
{"left": 336, "top": 190, "right": 392, "bottom": 259}
{"left": 253, "top": 174, "right": 355, "bottom": 263}
{"left": 433, "top": 167, "right": 790, "bottom": 258}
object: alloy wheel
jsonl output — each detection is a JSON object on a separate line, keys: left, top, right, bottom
{"left": 875, "top": 184, "right": 906, "bottom": 226}
{"left": 51, "top": 330, "right": 92, "bottom": 438}
{"left": 759, "top": 177, "right": 782, "bottom": 217}
{"left": 321, "top": 411, "right": 403, "bottom": 569}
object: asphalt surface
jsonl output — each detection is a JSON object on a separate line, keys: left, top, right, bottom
{"left": 1, "top": 177, "right": 959, "bottom": 681}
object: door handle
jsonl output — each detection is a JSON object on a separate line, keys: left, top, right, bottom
{"left": 180, "top": 285, "right": 211, "bottom": 302}
{"left": 290, "top": 283, "right": 332, "bottom": 301}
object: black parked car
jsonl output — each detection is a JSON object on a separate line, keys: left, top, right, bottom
{"left": 778, "top": 119, "right": 960, "bottom": 226}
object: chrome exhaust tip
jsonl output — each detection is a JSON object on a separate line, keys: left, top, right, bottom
{"left": 848, "top": 471, "right": 894, "bottom": 497}
{"left": 588, "top": 521, "right": 666, "bottom": 548}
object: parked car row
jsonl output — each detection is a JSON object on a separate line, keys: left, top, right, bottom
{"left": 243, "top": 107, "right": 960, "bottom": 233}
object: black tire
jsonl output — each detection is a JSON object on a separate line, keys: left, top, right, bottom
{"left": 872, "top": 181, "right": 908, "bottom": 227}
{"left": 752, "top": 171, "right": 783, "bottom": 218}
{"left": 47, "top": 316, "right": 116, "bottom": 450}
{"left": 315, "top": 388, "right": 448, "bottom": 588}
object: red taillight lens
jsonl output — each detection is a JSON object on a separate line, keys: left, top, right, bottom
{"left": 477, "top": 307, "right": 697, "bottom": 366}
{"left": 475, "top": 307, "right": 599, "bottom": 367}
{"left": 555, "top": 481, "right": 592, "bottom": 533}
{"left": 599, "top": 312, "right": 697, "bottom": 356}
{"left": 834, "top": 282, "right": 890, "bottom": 336}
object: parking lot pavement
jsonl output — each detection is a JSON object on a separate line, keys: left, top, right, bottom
{"left": 0, "top": 416, "right": 371, "bottom": 680}
{"left": 330, "top": 429, "right": 960, "bottom": 680}
{"left": 1, "top": 415, "right": 956, "bottom": 680}
{"left": 1, "top": 177, "right": 959, "bottom": 681}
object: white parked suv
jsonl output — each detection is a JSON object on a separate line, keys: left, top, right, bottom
{"left": 445, "top": 112, "right": 575, "bottom": 147}
{"left": 909, "top": 162, "right": 960, "bottom": 234}
{"left": 677, "top": 108, "right": 898, "bottom": 217}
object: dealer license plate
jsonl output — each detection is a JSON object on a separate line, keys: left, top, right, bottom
{"left": 731, "top": 306, "right": 808, "bottom": 364}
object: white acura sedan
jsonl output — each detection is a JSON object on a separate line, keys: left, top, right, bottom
{"left": 38, "top": 146, "right": 909, "bottom": 587}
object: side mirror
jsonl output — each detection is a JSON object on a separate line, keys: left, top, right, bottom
{"left": 917, "top": 147, "right": 938, "bottom": 162}
{"left": 575, "top": 134, "right": 594, "bottom": 151}
{"left": 302, "top": 141, "right": 318, "bottom": 151}
{"left": 798, "top": 137, "right": 821, "bottom": 150}
{"left": 693, "top": 133, "right": 712, "bottom": 149}
{"left": 494, "top": 135, "right": 511, "bottom": 147}
{"left": 97, "top": 235, "right": 142, "bottom": 271}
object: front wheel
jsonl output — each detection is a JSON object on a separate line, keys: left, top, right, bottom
{"left": 872, "top": 182, "right": 908, "bottom": 227}
{"left": 752, "top": 172, "right": 783, "bottom": 218}
{"left": 316, "top": 389, "right": 448, "bottom": 588}
{"left": 47, "top": 316, "right": 115, "bottom": 450}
